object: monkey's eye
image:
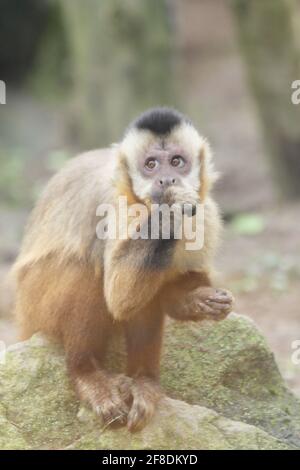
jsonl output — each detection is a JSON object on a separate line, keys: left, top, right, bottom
{"left": 145, "top": 158, "right": 158, "bottom": 170}
{"left": 171, "top": 155, "right": 185, "bottom": 168}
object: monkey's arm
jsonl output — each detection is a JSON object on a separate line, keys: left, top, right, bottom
{"left": 159, "top": 271, "right": 234, "bottom": 321}
{"left": 104, "top": 236, "right": 176, "bottom": 321}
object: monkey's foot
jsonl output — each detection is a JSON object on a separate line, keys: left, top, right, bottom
{"left": 127, "top": 378, "right": 163, "bottom": 432}
{"left": 194, "top": 287, "right": 234, "bottom": 321}
{"left": 86, "top": 374, "right": 132, "bottom": 426}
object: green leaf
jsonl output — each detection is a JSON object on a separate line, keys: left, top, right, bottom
{"left": 230, "top": 213, "right": 265, "bottom": 236}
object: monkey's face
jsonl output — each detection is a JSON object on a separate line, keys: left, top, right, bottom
{"left": 119, "top": 120, "right": 216, "bottom": 211}
{"left": 133, "top": 140, "right": 200, "bottom": 214}
{"left": 138, "top": 142, "right": 190, "bottom": 200}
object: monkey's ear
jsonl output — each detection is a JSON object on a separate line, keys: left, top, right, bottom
{"left": 113, "top": 151, "right": 141, "bottom": 205}
{"left": 199, "top": 141, "right": 220, "bottom": 202}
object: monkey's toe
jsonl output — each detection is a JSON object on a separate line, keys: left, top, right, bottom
{"left": 93, "top": 374, "right": 133, "bottom": 428}
{"left": 127, "top": 397, "right": 155, "bottom": 432}
{"left": 96, "top": 398, "right": 129, "bottom": 428}
{"left": 126, "top": 379, "right": 162, "bottom": 432}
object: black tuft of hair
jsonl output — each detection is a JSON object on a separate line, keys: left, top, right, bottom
{"left": 130, "top": 107, "right": 191, "bottom": 136}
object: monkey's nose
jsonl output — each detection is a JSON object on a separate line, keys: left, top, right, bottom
{"left": 157, "top": 177, "right": 176, "bottom": 189}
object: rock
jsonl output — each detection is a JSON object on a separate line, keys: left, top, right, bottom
{"left": 66, "top": 401, "right": 289, "bottom": 450}
{"left": 161, "top": 313, "right": 300, "bottom": 448}
{"left": 0, "top": 314, "right": 299, "bottom": 449}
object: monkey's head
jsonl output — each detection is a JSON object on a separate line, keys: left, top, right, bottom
{"left": 117, "top": 107, "right": 217, "bottom": 213}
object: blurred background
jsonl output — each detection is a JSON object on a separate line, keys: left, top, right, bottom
{"left": 0, "top": 0, "right": 300, "bottom": 393}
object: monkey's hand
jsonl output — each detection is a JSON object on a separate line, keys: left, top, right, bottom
{"left": 163, "top": 186, "right": 200, "bottom": 217}
{"left": 166, "top": 286, "right": 234, "bottom": 321}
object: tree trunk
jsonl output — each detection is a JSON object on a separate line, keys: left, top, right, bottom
{"left": 60, "top": 0, "right": 176, "bottom": 149}
{"left": 232, "top": 0, "right": 300, "bottom": 200}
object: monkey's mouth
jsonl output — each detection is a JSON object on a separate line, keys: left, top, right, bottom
{"left": 150, "top": 192, "right": 197, "bottom": 218}
{"left": 151, "top": 187, "right": 198, "bottom": 217}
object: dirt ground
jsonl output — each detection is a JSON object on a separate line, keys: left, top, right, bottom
{"left": 220, "top": 203, "right": 300, "bottom": 395}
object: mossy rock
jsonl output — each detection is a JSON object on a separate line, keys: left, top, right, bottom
{"left": 162, "top": 314, "right": 300, "bottom": 447}
{"left": 0, "top": 314, "right": 299, "bottom": 449}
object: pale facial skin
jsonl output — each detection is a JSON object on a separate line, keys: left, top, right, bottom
{"left": 136, "top": 141, "right": 197, "bottom": 216}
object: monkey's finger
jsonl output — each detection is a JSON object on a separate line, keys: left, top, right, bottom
{"left": 195, "top": 302, "right": 215, "bottom": 315}
{"left": 196, "top": 300, "right": 232, "bottom": 319}
{"left": 207, "top": 289, "right": 234, "bottom": 304}
{"left": 205, "top": 302, "right": 233, "bottom": 315}
{"left": 102, "top": 408, "right": 128, "bottom": 427}
{"left": 201, "top": 305, "right": 230, "bottom": 318}
{"left": 205, "top": 299, "right": 232, "bottom": 309}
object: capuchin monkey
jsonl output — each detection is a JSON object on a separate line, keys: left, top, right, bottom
{"left": 13, "top": 107, "right": 234, "bottom": 431}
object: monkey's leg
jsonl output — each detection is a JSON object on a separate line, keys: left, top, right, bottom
{"left": 124, "top": 306, "right": 165, "bottom": 432}
{"left": 64, "top": 294, "right": 133, "bottom": 428}
{"left": 16, "top": 258, "right": 132, "bottom": 427}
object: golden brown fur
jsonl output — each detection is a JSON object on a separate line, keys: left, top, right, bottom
{"left": 13, "top": 120, "right": 233, "bottom": 431}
